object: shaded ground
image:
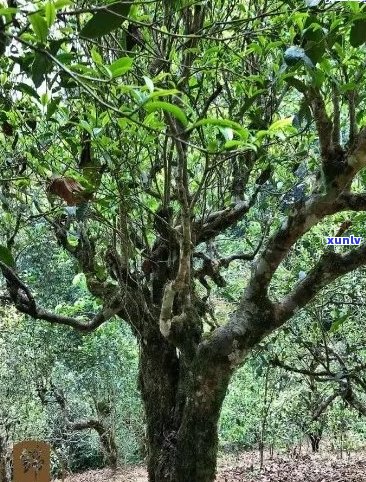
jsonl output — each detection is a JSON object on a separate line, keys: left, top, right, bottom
{"left": 217, "top": 452, "right": 366, "bottom": 481}
{"left": 53, "top": 451, "right": 366, "bottom": 482}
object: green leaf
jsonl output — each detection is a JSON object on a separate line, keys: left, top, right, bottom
{"left": 80, "top": 2, "right": 133, "bottom": 39}
{"left": 49, "top": 38, "right": 66, "bottom": 56}
{"left": 303, "top": 16, "right": 326, "bottom": 64}
{"left": 330, "top": 313, "right": 348, "bottom": 333}
{"left": 191, "top": 118, "right": 249, "bottom": 140}
{"left": 310, "top": 67, "right": 325, "bottom": 88}
{"left": 0, "top": 245, "right": 15, "bottom": 268}
{"left": 67, "top": 234, "right": 79, "bottom": 247}
{"left": 109, "top": 57, "right": 133, "bottom": 77}
{"left": 32, "top": 52, "right": 52, "bottom": 88}
{"left": 239, "top": 91, "right": 265, "bottom": 114}
{"left": 72, "top": 272, "right": 87, "bottom": 287}
{"left": 54, "top": 0, "right": 72, "bottom": 8}
{"left": 0, "top": 17, "right": 6, "bottom": 57}
{"left": 91, "top": 47, "right": 103, "bottom": 65}
{"left": 60, "top": 72, "right": 78, "bottom": 89}
{"left": 340, "top": 82, "right": 357, "bottom": 93}
{"left": 45, "top": 2, "right": 56, "bottom": 27}
{"left": 79, "top": 120, "right": 93, "bottom": 134}
{"left": 40, "top": 92, "right": 49, "bottom": 106}
{"left": 269, "top": 118, "right": 293, "bottom": 131}
{"left": 14, "top": 83, "right": 39, "bottom": 100}
{"left": 46, "top": 98, "right": 60, "bottom": 119}
{"left": 0, "top": 8, "right": 17, "bottom": 14}
{"left": 224, "top": 140, "right": 257, "bottom": 152}
{"left": 143, "top": 75, "right": 154, "bottom": 93}
{"left": 350, "top": 18, "right": 366, "bottom": 48}
{"left": 29, "top": 13, "right": 49, "bottom": 43}
{"left": 144, "top": 101, "right": 188, "bottom": 127}
{"left": 97, "top": 64, "right": 113, "bottom": 80}
{"left": 170, "top": 0, "right": 191, "bottom": 11}
{"left": 293, "top": 100, "right": 312, "bottom": 128}
{"left": 56, "top": 52, "right": 74, "bottom": 64}
{"left": 149, "top": 89, "right": 180, "bottom": 99}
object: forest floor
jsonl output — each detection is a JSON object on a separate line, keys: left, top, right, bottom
{"left": 53, "top": 450, "right": 366, "bottom": 481}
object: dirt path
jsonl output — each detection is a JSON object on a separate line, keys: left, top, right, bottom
{"left": 53, "top": 451, "right": 366, "bottom": 482}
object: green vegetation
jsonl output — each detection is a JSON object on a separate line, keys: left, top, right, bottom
{"left": 1, "top": 1, "right": 366, "bottom": 481}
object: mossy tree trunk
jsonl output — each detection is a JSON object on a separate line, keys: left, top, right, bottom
{"left": 138, "top": 327, "right": 233, "bottom": 482}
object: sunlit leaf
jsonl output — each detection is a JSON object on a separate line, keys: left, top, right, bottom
{"left": 144, "top": 101, "right": 188, "bottom": 127}
{"left": 269, "top": 117, "right": 293, "bottom": 131}
{"left": 143, "top": 76, "right": 154, "bottom": 93}
{"left": 191, "top": 118, "right": 249, "bottom": 140}
{"left": 330, "top": 313, "right": 349, "bottom": 333}
{"left": 149, "top": 89, "right": 180, "bottom": 99}
{"left": 109, "top": 57, "right": 133, "bottom": 77}
{"left": 91, "top": 47, "right": 103, "bottom": 65}
{"left": 0, "top": 8, "right": 17, "bottom": 14}
{"left": 54, "top": 0, "right": 72, "bottom": 8}
{"left": 29, "top": 13, "right": 49, "bottom": 43}
{"left": 45, "top": 2, "right": 56, "bottom": 27}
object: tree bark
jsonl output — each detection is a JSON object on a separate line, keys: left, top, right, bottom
{"left": 70, "top": 419, "right": 118, "bottom": 470}
{"left": 137, "top": 298, "right": 275, "bottom": 482}
{"left": 174, "top": 361, "right": 232, "bottom": 482}
{"left": 0, "top": 436, "right": 10, "bottom": 482}
{"left": 138, "top": 328, "right": 232, "bottom": 482}
{"left": 138, "top": 330, "right": 180, "bottom": 482}
{"left": 309, "top": 433, "right": 321, "bottom": 453}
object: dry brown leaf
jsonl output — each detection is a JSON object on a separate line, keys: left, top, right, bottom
{"left": 53, "top": 451, "right": 366, "bottom": 482}
{"left": 47, "top": 176, "right": 86, "bottom": 206}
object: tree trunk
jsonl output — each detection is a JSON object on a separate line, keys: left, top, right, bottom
{"left": 138, "top": 331, "right": 180, "bottom": 482}
{"left": 309, "top": 433, "right": 321, "bottom": 453}
{"left": 138, "top": 330, "right": 232, "bottom": 482}
{"left": 174, "top": 362, "right": 231, "bottom": 482}
{"left": 0, "top": 436, "right": 10, "bottom": 482}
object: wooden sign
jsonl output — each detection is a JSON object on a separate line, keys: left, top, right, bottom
{"left": 13, "top": 440, "right": 50, "bottom": 482}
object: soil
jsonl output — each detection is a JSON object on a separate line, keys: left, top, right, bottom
{"left": 53, "top": 450, "right": 366, "bottom": 482}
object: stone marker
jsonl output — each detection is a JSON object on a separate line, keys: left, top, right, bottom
{"left": 13, "top": 440, "right": 50, "bottom": 482}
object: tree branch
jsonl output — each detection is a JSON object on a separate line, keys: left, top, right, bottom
{"left": 331, "top": 83, "right": 341, "bottom": 148}
{"left": 270, "top": 357, "right": 332, "bottom": 380}
{"left": 348, "top": 90, "right": 358, "bottom": 146}
{"left": 307, "top": 86, "right": 333, "bottom": 159}
{"left": 200, "top": 130, "right": 366, "bottom": 364}
{"left": 311, "top": 391, "right": 340, "bottom": 422}
{"left": 159, "top": 114, "right": 193, "bottom": 339}
{"left": 0, "top": 261, "right": 122, "bottom": 332}
{"left": 276, "top": 245, "right": 366, "bottom": 323}
{"left": 194, "top": 188, "right": 260, "bottom": 244}
{"left": 247, "top": 133, "right": 366, "bottom": 302}
{"left": 200, "top": 83, "right": 223, "bottom": 119}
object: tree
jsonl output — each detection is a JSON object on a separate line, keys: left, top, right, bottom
{"left": 1, "top": 1, "right": 366, "bottom": 481}
{"left": 271, "top": 288, "right": 366, "bottom": 453}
